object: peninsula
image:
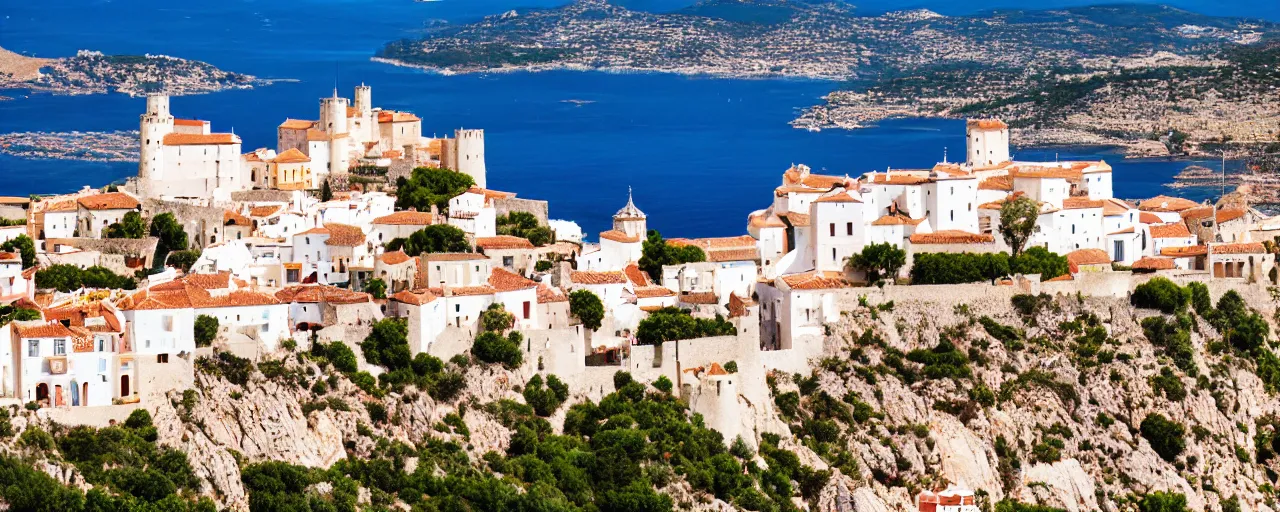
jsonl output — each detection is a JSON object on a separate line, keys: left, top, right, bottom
{"left": 0, "top": 46, "right": 263, "bottom": 97}
{"left": 375, "top": 0, "right": 1280, "bottom": 156}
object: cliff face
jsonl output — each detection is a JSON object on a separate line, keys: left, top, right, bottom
{"left": 787, "top": 290, "right": 1280, "bottom": 512}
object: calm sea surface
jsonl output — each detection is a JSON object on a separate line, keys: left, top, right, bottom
{"left": 0, "top": 0, "right": 1270, "bottom": 237}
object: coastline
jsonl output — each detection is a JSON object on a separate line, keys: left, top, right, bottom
{"left": 369, "top": 56, "right": 844, "bottom": 82}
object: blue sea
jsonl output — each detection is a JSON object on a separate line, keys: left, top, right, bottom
{"left": 0, "top": 0, "right": 1272, "bottom": 237}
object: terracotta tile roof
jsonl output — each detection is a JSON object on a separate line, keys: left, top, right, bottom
{"left": 476, "top": 235, "right": 535, "bottom": 251}
{"left": 0, "top": 252, "right": 20, "bottom": 263}
{"left": 748, "top": 212, "right": 785, "bottom": 229}
{"left": 814, "top": 191, "right": 861, "bottom": 204}
{"left": 173, "top": 118, "right": 206, "bottom": 127}
{"left": 536, "top": 284, "right": 567, "bottom": 303}
{"left": 44, "top": 200, "right": 77, "bottom": 212}
{"left": 279, "top": 119, "right": 315, "bottom": 130}
{"left": 1062, "top": 197, "right": 1104, "bottom": 210}
{"left": 1180, "top": 206, "right": 1214, "bottom": 222}
{"left": 378, "top": 111, "right": 420, "bottom": 123}
{"left": 306, "top": 129, "right": 330, "bottom": 142}
{"left": 422, "top": 252, "right": 486, "bottom": 262}
{"left": 1066, "top": 248, "right": 1111, "bottom": 267}
{"left": 775, "top": 184, "right": 830, "bottom": 196}
{"left": 635, "top": 286, "right": 676, "bottom": 298}
{"left": 909, "top": 230, "right": 994, "bottom": 245}
{"left": 489, "top": 268, "right": 537, "bottom": 292}
{"left": 1217, "top": 208, "right": 1247, "bottom": 223}
{"left": 1132, "top": 257, "right": 1175, "bottom": 270}
{"left": 275, "top": 285, "right": 371, "bottom": 304}
{"left": 679, "top": 291, "right": 719, "bottom": 304}
{"left": 296, "top": 227, "right": 330, "bottom": 237}
{"left": 978, "top": 176, "right": 1013, "bottom": 191}
{"left": 1108, "top": 227, "right": 1136, "bottom": 235}
{"left": 780, "top": 271, "right": 851, "bottom": 290}
{"left": 624, "top": 263, "right": 652, "bottom": 287}
{"left": 162, "top": 133, "right": 240, "bottom": 146}
{"left": 14, "top": 321, "right": 76, "bottom": 339}
{"left": 783, "top": 166, "right": 848, "bottom": 189}
{"left": 1161, "top": 245, "right": 1207, "bottom": 257}
{"left": 77, "top": 192, "right": 139, "bottom": 210}
{"left": 1138, "top": 212, "right": 1164, "bottom": 224}
{"left": 224, "top": 210, "right": 251, "bottom": 227}
{"left": 1010, "top": 167, "right": 1080, "bottom": 180}
{"left": 460, "top": 186, "right": 516, "bottom": 205}
{"left": 22, "top": 266, "right": 39, "bottom": 279}
{"left": 668, "top": 235, "right": 757, "bottom": 251}
{"left": 380, "top": 251, "right": 411, "bottom": 265}
{"left": 391, "top": 289, "right": 437, "bottom": 306}
{"left": 1211, "top": 242, "right": 1267, "bottom": 255}
{"left": 1045, "top": 273, "right": 1074, "bottom": 282}
{"left": 272, "top": 148, "right": 310, "bottom": 164}
{"left": 707, "top": 248, "right": 759, "bottom": 262}
{"left": 190, "top": 290, "right": 281, "bottom": 309}
{"left": 116, "top": 288, "right": 192, "bottom": 311}
{"left": 443, "top": 286, "right": 496, "bottom": 297}
{"left": 727, "top": 292, "right": 754, "bottom": 318}
{"left": 181, "top": 271, "right": 233, "bottom": 290}
{"left": 249, "top": 205, "right": 283, "bottom": 217}
{"left": 570, "top": 271, "right": 628, "bottom": 285}
{"left": 1102, "top": 198, "right": 1133, "bottom": 216}
{"left": 600, "top": 230, "right": 641, "bottom": 243}
{"left": 323, "top": 223, "right": 365, "bottom": 246}
{"left": 1138, "top": 195, "right": 1200, "bottom": 213}
{"left": 967, "top": 119, "right": 1008, "bottom": 130}
{"left": 373, "top": 211, "right": 434, "bottom": 226}
{"left": 864, "top": 174, "right": 931, "bottom": 186}
{"left": 1148, "top": 223, "right": 1192, "bottom": 239}
{"left": 779, "top": 212, "right": 810, "bottom": 227}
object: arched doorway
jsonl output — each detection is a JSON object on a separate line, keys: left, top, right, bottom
{"left": 54, "top": 385, "right": 64, "bottom": 406}
{"left": 83, "top": 382, "right": 90, "bottom": 407}
{"left": 120, "top": 375, "right": 130, "bottom": 397}
{"left": 71, "top": 380, "right": 79, "bottom": 406}
{"left": 35, "top": 383, "right": 48, "bottom": 404}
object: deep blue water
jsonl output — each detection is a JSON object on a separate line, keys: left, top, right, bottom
{"left": 0, "top": 0, "right": 1268, "bottom": 237}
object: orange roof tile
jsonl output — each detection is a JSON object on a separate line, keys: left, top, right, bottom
{"left": 624, "top": 263, "right": 652, "bottom": 287}
{"left": 782, "top": 165, "right": 848, "bottom": 189}
{"left": 275, "top": 285, "right": 371, "bottom": 304}
{"left": 706, "top": 362, "right": 729, "bottom": 376}
{"left": 1010, "top": 167, "right": 1080, "bottom": 180}
{"left": 14, "top": 321, "right": 76, "bottom": 339}
{"left": 600, "top": 230, "right": 641, "bottom": 243}
{"left": 779, "top": 212, "right": 810, "bottom": 227}
{"left": 1062, "top": 197, "right": 1103, "bottom": 210}
{"left": 422, "top": 252, "right": 486, "bottom": 262}
{"left": 173, "top": 118, "right": 206, "bottom": 127}
{"left": 279, "top": 119, "right": 315, "bottom": 130}
{"left": 380, "top": 251, "right": 411, "bottom": 265}
{"left": 707, "top": 248, "right": 759, "bottom": 262}
{"left": 748, "top": 212, "right": 785, "bottom": 229}
{"left": 391, "top": 289, "right": 437, "bottom": 305}
{"left": 272, "top": 148, "right": 310, "bottom": 164}
{"left": 1044, "top": 273, "right": 1074, "bottom": 282}
{"left": 373, "top": 211, "right": 434, "bottom": 226}
{"left": 1148, "top": 223, "right": 1192, "bottom": 239}
{"left": 536, "top": 284, "right": 568, "bottom": 304}
{"left": 978, "top": 176, "right": 1013, "bottom": 191}
{"left": 1211, "top": 242, "right": 1267, "bottom": 255}
{"left": 1138, "top": 212, "right": 1164, "bottom": 224}
{"left": 489, "top": 268, "right": 537, "bottom": 292}
{"left": 667, "top": 235, "right": 756, "bottom": 251}
{"left": 1180, "top": 206, "right": 1214, "bottom": 222}
{"left": 814, "top": 191, "right": 861, "bottom": 204}
{"left": 77, "top": 192, "right": 139, "bottom": 211}
{"left": 224, "top": 210, "right": 251, "bottom": 227}
{"left": 1217, "top": 208, "right": 1247, "bottom": 224}
{"left": 162, "top": 133, "right": 240, "bottom": 146}
{"left": 864, "top": 174, "right": 932, "bottom": 186}
{"left": 443, "top": 286, "right": 496, "bottom": 297}
{"left": 1132, "top": 257, "right": 1176, "bottom": 270}
{"left": 780, "top": 271, "right": 851, "bottom": 290}
{"left": 1102, "top": 198, "right": 1133, "bottom": 216}
{"left": 967, "top": 119, "right": 1008, "bottom": 130}
{"left": 181, "top": 271, "right": 233, "bottom": 290}
{"left": 1108, "top": 227, "right": 1136, "bottom": 235}
{"left": 249, "top": 205, "right": 283, "bottom": 217}
{"left": 679, "top": 292, "right": 719, "bottom": 304}
{"left": 44, "top": 200, "right": 77, "bottom": 212}
{"left": 1138, "top": 195, "right": 1200, "bottom": 213}
{"left": 296, "top": 227, "right": 331, "bottom": 237}
{"left": 323, "top": 223, "right": 366, "bottom": 247}
{"left": 570, "top": 271, "right": 628, "bottom": 285}
{"left": 476, "top": 235, "right": 535, "bottom": 251}
{"left": 727, "top": 292, "right": 754, "bottom": 318}
{"left": 634, "top": 286, "right": 676, "bottom": 298}
{"left": 378, "top": 111, "right": 420, "bottom": 123}
{"left": 909, "top": 230, "right": 994, "bottom": 245}
{"left": 1161, "top": 245, "right": 1207, "bottom": 257}
{"left": 1066, "top": 248, "right": 1110, "bottom": 267}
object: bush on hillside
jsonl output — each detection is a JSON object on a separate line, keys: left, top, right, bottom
{"left": 1140, "top": 413, "right": 1186, "bottom": 462}
{"left": 1130, "top": 277, "right": 1189, "bottom": 313}
{"left": 910, "top": 252, "right": 1009, "bottom": 284}
{"left": 473, "top": 331, "right": 524, "bottom": 369}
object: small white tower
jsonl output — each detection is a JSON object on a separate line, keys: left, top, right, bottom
{"left": 319, "top": 90, "right": 349, "bottom": 135}
{"left": 965, "top": 119, "right": 1010, "bottom": 167}
{"left": 613, "top": 187, "right": 647, "bottom": 239}
{"left": 454, "top": 128, "right": 486, "bottom": 188}
{"left": 354, "top": 84, "right": 372, "bottom": 115}
{"left": 138, "top": 94, "right": 175, "bottom": 197}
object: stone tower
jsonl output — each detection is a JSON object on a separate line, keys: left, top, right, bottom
{"left": 965, "top": 119, "right": 1010, "bottom": 167}
{"left": 319, "top": 90, "right": 349, "bottom": 135}
{"left": 137, "top": 94, "right": 174, "bottom": 197}
{"left": 613, "top": 187, "right": 647, "bottom": 239}
{"left": 690, "top": 363, "right": 742, "bottom": 447}
{"left": 354, "top": 84, "right": 372, "bottom": 115}
{"left": 454, "top": 128, "right": 486, "bottom": 188}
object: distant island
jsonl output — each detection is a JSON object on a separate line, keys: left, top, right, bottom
{"left": 0, "top": 46, "right": 264, "bottom": 97}
{"left": 375, "top": 0, "right": 1280, "bottom": 157}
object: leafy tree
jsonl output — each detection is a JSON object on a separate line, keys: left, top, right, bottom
{"left": 522, "top": 374, "right": 570, "bottom": 416}
{"left": 149, "top": 213, "right": 188, "bottom": 258}
{"left": 535, "top": 260, "right": 554, "bottom": 272}
{"left": 165, "top": 249, "right": 201, "bottom": 273}
{"left": 365, "top": 278, "right": 387, "bottom": 299}
{"left": 193, "top": 315, "right": 218, "bottom": 348}
{"left": 360, "top": 319, "right": 412, "bottom": 371}
{"left": 635, "top": 307, "right": 736, "bottom": 345}
{"left": 1131, "top": 277, "right": 1190, "bottom": 314}
{"left": 1010, "top": 246, "right": 1068, "bottom": 280}
{"left": 1140, "top": 413, "right": 1186, "bottom": 462}
{"left": 497, "top": 211, "right": 553, "bottom": 246}
{"left": 653, "top": 375, "right": 673, "bottom": 393}
{"left": 905, "top": 340, "right": 971, "bottom": 380}
{"left": 320, "top": 180, "right": 333, "bottom": 202}
{"left": 327, "top": 342, "right": 359, "bottom": 373}
{"left": 846, "top": 242, "right": 905, "bottom": 283}
{"left": 105, "top": 211, "right": 146, "bottom": 239}
{"left": 480, "top": 303, "right": 515, "bottom": 332}
{"left": 0, "top": 455, "right": 86, "bottom": 511}
{"left": 403, "top": 224, "right": 471, "bottom": 255}
{"left": 910, "top": 252, "right": 1010, "bottom": 284}
{"left": 1, "top": 234, "right": 36, "bottom": 269}
{"left": 1139, "top": 491, "right": 1189, "bottom": 512}
{"left": 394, "top": 167, "right": 475, "bottom": 214}
{"left": 473, "top": 331, "right": 524, "bottom": 369}
{"left": 569, "top": 289, "right": 605, "bottom": 331}
{"left": 35, "top": 264, "right": 136, "bottom": 292}
{"left": 999, "top": 195, "right": 1040, "bottom": 256}
{"left": 638, "top": 230, "right": 705, "bottom": 282}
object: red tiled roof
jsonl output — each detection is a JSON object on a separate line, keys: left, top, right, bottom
{"left": 1217, "top": 208, "right": 1247, "bottom": 224}
{"left": 1066, "top": 248, "right": 1110, "bottom": 267}
{"left": 489, "top": 268, "right": 537, "bottom": 292}
{"left": 536, "top": 284, "right": 567, "bottom": 304}
{"left": 249, "top": 205, "right": 283, "bottom": 218}
{"left": 1161, "top": 245, "right": 1207, "bottom": 257}
{"left": 679, "top": 291, "right": 718, "bottom": 304}
{"left": 373, "top": 211, "right": 434, "bottom": 226}
{"left": 978, "top": 176, "right": 1013, "bottom": 191}
{"left": 1102, "top": 198, "right": 1133, "bottom": 216}
{"left": 783, "top": 166, "right": 848, "bottom": 189}
{"left": 77, "top": 192, "right": 139, "bottom": 211}
{"left": 813, "top": 191, "right": 861, "bottom": 204}
{"left": 667, "top": 235, "right": 756, "bottom": 251}
{"left": 443, "top": 286, "right": 496, "bottom": 297}
{"left": 422, "top": 252, "right": 486, "bottom": 262}
{"left": 1138, "top": 212, "right": 1164, "bottom": 224}
{"left": 44, "top": 200, "right": 77, "bottom": 212}
{"left": 279, "top": 119, "right": 315, "bottom": 130}
{"left": 1180, "top": 206, "right": 1214, "bottom": 221}
{"left": 748, "top": 212, "right": 785, "bottom": 229}
{"left": 275, "top": 285, "right": 371, "bottom": 304}
{"left": 779, "top": 212, "right": 810, "bottom": 227}
{"left": 391, "top": 289, "right": 437, "bottom": 306}
{"left": 1132, "top": 257, "right": 1175, "bottom": 270}
{"left": 570, "top": 271, "right": 628, "bottom": 285}
{"left": 727, "top": 292, "right": 754, "bottom": 318}
{"left": 323, "top": 223, "right": 365, "bottom": 247}
{"left": 1010, "top": 167, "right": 1080, "bottom": 180}
{"left": 967, "top": 119, "right": 1008, "bottom": 130}
{"left": 909, "top": 230, "right": 995, "bottom": 245}
{"left": 173, "top": 118, "right": 206, "bottom": 127}
{"left": 780, "top": 271, "right": 850, "bottom": 290}
{"left": 864, "top": 174, "right": 931, "bottom": 186}
{"left": 180, "top": 271, "right": 233, "bottom": 290}
{"left": 377, "top": 111, "right": 420, "bottom": 123}
{"left": 162, "top": 133, "right": 240, "bottom": 146}
{"left": 1148, "top": 223, "right": 1192, "bottom": 239}
{"left": 476, "top": 236, "right": 535, "bottom": 250}
{"left": 624, "top": 263, "right": 651, "bottom": 287}
{"left": 599, "top": 230, "right": 641, "bottom": 243}
{"left": 224, "top": 210, "right": 251, "bottom": 227}
{"left": 1062, "top": 197, "right": 1104, "bottom": 210}
{"left": 1138, "top": 195, "right": 1200, "bottom": 213}
{"left": 707, "top": 248, "right": 759, "bottom": 262}
{"left": 634, "top": 286, "right": 676, "bottom": 298}
{"left": 272, "top": 148, "right": 310, "bottom": 164}
{"left": 13, "top": 321, "right": 76, "bottom": 339}
{"left": 380, "top": 251, "right": 411, "bottom": 265}
{"left": 1211, "top": 242, "right": 1267, "bottom": 255}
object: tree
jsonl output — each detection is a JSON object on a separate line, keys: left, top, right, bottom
{"left": 193, "top": 315, "right": 218, "bottom": 348}
{"left": 635, "top": 307, "right": 735, "bottom": 345}
{"left": 166, "top": 249, "right": 201, "bottom": 273}
{"left": 480, "top": 303, "right": 514, "bottom": 332}
{"left": 497, "top": 211, "right": 554, "bottom": 247}
{"left": 1140, "top": 413, "right": 1185, "bottom": 462}
{"left": 568, "top": 289, "right": 605, "bottom": 331}
{"left": 1131, "top": 277, "right": 1190, "bottom": 314}
{"left": 105, "top": 211, "right": 146, "bottom": 239}
{"left": 320, "top": 180, "right": 333, "bottom": 202}
{"left": 403, "top": 224, "right": 470, "bottom": 256}
{"left": 1, "top": 234, "right": 36, "bottom": 269}
{"left": 472, "top": 331, "right": 523, "bottom": 369}
{"left": 638, "top": 230, "right": 705, "bottom": 282}
{"left": 522, "top": 374, "right": 569, "bottom": 416}
{"left": 365, "top": 278, "right": 387, "bottom": 299}
{"left": 394, "top": 167, "right": 474, "bottom": 214}
{"left": 360, "top": 319, "right": 412, "bottom": 371}
{"left": 999, "top": 195, "right": 1040, "bottom": 256}
{"left": 35, "top": 264, "right": 136, "bottom": 292}
{"left": 327, "top": 342, "right": 359, "bottom": 373}
{"left": 1009, "top": 246, "right": 1069, "bottom": 280}
{"left": 846, "top": 242, "right": 905, "bottom": 283}
{"left": 149, "top": 213, "right": 188, "bottom": 255}
{"left": 1139, "top": 491, "right": 1189, "bottom": 512}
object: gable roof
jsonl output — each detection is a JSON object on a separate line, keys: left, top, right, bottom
{"left": 379, "top": 251, "right": 412, "bottom": 265}
{"left": 1066, "top": 248, "right": 1111, "bottom": 267}
{"left": 391, "top": 289, "right": 437, "bottom": 306}
{"left": 275, "top": 285, "right": 371, "bottom": 304}
{"left": 570, "top": 271, "right": 628, "bottom": 285}
{"left": 780, "top": 271, "right": 851, "bottom": 290}
{"left": 1138, "top": 195, "right": 1200, "bottom": 213}
{"left": 1132, "top": 257, "right": 1175, "bottom": 271}
{"left": 77, "top": 192, "right": 139, "bottom": 211}
{"left": 476, "top": 235, "right": 535, "bottom": 251}
{"left": 489, "top": 268, "right": 538, "bottom": 292}
{"left": 272, "top": 148, "right": 311, "bottom": 164}
{"left": 1148, "top": 223, "right": 1192, "bottom": 239}
{"left": 373, "top": 211, "right": 435, "bottom": 226}
{"left": 909, "top": 230, "right": 994, "bottom": 245}
{"left": 323, "top": 223, "right": 365, "bottom": 247}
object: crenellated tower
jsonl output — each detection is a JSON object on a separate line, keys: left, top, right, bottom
{"left": 454, "top": 128, "right": 486, "bottom": 188}
{"left": 137, "top": 94, "right": 174, "bottom": 197}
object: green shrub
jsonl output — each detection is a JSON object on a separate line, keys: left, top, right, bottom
{"left": 473, "top": 331, "right": 524, "bottom": 369}
{"left": 1140, "top": 413, "right": 1186, "bottom": 462}
{"left": 724, "top": 361, "right": 738, "bottom": 373}
{"left": 910, "top": 252, "right": 1010, "bottom": 284}
{"left": 635, "top": 307, "right": 735, "bottom": 345}
{"left": 193, "top": 315, "right": 218, "bottom": 348}
{"left": 905, "top": 340, "right": 971, "bottom": 380}
{"left": 653, "top": 375, "right": 673, "bottom": 393}
{"left": 1138, "top": 491, "right": 1189, "bottom": 512}
{"left": 980, "top": 316, "right": 1024, "bottom": 344}
{"left": 365, "top": 402, "right": 388, "bottom": 423}
{"left": 1149, "top": 367, "right": 1187, "bottom": 401}
{"left": 327, "top": 342, "right": 359, "bottom": 373}
{"left": 1131, "top": 277, "right": 1189, "bottom": 314}
{"left": 522, "top": 374, "right": 569, "bottom": 416}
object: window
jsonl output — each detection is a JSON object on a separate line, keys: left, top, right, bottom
{"left": 455, "top": 304, "right": 460, "bottom": 313}
{"left": 832, "top": 248, "right": 837, "bottom": 261}
{"left": 950, "top": 211, "right": 954, "bottom": 222}
{"left": 829, "top": 223, "right": 835, "bottom": 237}
{"left": 27, "top": 340, "right": 37, "bottom": 357}
{"left": 96, "top": 338, "right": 105, "bottom": 351}
{"left": 99, "top": 359, "right": 107, "bottom": 372}
{"left": 846, "top": 223, "right": 853, "bottom": 235}
{"left": 54, "top": 339, "right": 65, "bottom": 355}
{"left": 157, "top": 354, "right": 169, "bottom": 363}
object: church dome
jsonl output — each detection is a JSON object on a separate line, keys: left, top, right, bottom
{"left": 614, "top": 188, "right": 646, "bottom": 220}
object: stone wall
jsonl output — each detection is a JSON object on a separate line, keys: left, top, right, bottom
{"left": 230, "top": 190, "right": 293, "bottom": 203}
{"left": 144, "top": 199, "right": 225, "bottom": 249}
{"left": 494, "top": 197, "right": 549, "bottom": 226}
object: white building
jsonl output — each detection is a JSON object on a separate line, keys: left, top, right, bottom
{"left": 76, "top": 192, "right": 141, "bottom": 239}
{"left": 137, "top": 95, "right": 247, "bottom": 199}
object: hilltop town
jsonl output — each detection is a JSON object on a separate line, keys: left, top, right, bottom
{"left": 3, "top": 87, "right": 1280, "bottom": 512}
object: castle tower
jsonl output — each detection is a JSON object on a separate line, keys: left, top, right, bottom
{"left": 965, "top": 119, "right": 1010, "bottom": 167}
{"left": 137, "top": 94, "right": 175, "bottom": 197}
{"left": 690, "top": 363, "right": 742, "bottom": 447}
{"left": 354, "top": 84, "right": 372, "bottom": 115}
{"left": 454, "top": 128, "right": 486, "bottom": 188}
{"left": 613, "top": 187, "right": 647, "bottom": 238}
{"left": 319, "top": 90, "right": 349, "bottom": 135}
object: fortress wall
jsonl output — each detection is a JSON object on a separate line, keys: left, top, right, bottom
{"left": 231, "top": 190, "right": 294, "bottom": 203}
{"left": 494, "top": 197, "right": 549, "bottom": 226}
{"left": 144, "top": 200, "right": 225, "bottom": 249}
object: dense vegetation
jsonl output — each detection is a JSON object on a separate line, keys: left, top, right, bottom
{"left": 845, "top": 242, "right": 905, "bottom": 283}
{"left": 395, "top": 224, "right": 472, "bottom": 256}
{"left": 2, "top": 234, "right": 37, "bottom": 269}
{"left": 635, "top": 307, "right": 736, "bottom": 345}
{"left": 379, "top": 40, "right": 580, "bottom": 69}
{"left": 496, "top": 211, "right": 553, "bottom": 247}
{"left": 638, "top": 230, "right": 705, "bottom": 282}
{"left": 35, "top": 263, "right": 137, "bottom": 292}
{"left": 393, "top": 166, "right": 475, "bottom": 214}
{"left": 909, "top": 248, "right": 1067, "bottom": 284}
{"left": 569, "top": 289, "right": 605, "bottom": 331}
